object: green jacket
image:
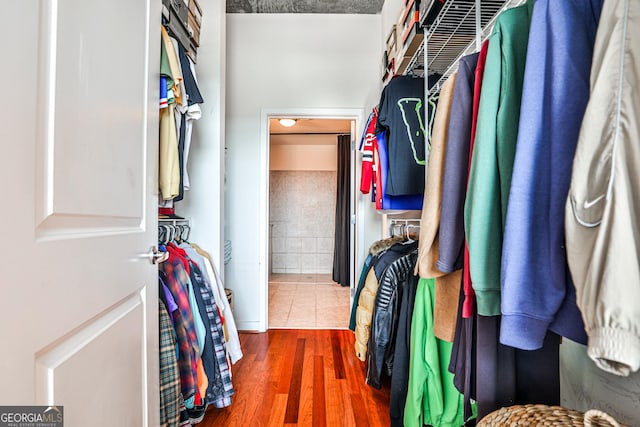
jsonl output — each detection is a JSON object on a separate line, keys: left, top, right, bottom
{"left": 464, "top": 0, "right": 535, "bottom": 316}
{"left": 404, "top": 278, "right": 472, "bottom": 427}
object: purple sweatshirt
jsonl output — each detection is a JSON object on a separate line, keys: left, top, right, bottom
{"left": 499, "top": 0, "right": 603, "bottom": 350}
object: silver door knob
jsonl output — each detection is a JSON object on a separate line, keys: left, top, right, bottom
{"left": 144, "top": 246, "right": 168, "bottom": 264}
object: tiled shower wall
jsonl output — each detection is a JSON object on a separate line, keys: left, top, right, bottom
{"left": 269, "top": 171, "right": 336, "bottom": 274}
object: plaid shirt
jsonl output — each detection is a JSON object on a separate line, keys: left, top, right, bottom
{"left": 159, "top": 300, "right": 180, "bottom": 427}
{"left": 160, "top": 258, "right": 199, "bottom": 402}
{"left": 189, "top": 260, "right": 234, "bottom": 408}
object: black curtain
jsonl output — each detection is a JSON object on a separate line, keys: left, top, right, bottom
{"left": 332, "top": 134, "right": 351, "bottom": 287}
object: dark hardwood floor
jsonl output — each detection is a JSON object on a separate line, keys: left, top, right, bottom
{"left": 200, "top": 329, "right": 391, "bottom": 426}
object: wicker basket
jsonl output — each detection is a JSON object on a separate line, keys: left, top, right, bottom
{"left": 477, "top": 404, "right": 628, "bottom": 427}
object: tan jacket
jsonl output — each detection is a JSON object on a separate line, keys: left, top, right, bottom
{"left": 354, "top": 268, "right": 379, "bottom": 361}
{"left": 415, "top": 73, "right": 461, "bottom": 342}
{"left": 565, "top": 0, "right": 640, "bottom": 376}
{"left": 354, "top": 236, "right": 404, "bottom": 361}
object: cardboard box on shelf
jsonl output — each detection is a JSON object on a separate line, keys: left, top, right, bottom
{"left": 386, "top": 24, "right": 398, "bottom": 64}
{"left": 395, "top": 0, "right": 423, "bottom": 75}
{"left": 188, "top": 11, "right": 200, "bottom": 46}
{"left": 188, "top": 0, "right": 202, "bottom": 25}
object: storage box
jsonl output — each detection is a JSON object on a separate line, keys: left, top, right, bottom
{"left": 163, "top": 0, "right": 188, "bottom": 28}
{"left": 395, "top": 0, "right": 424, "bottom": 74}
{"left": 188, "top": 10, "right": 201, "bottom": 46}
{"left": 398, "top": 0, "right": 419, "bottom": 28}
{"left": 386, "top": 24, "right": 398, "bottom": 64}
{"left": 188, "top": 0, "right": 202, "bottom": 27}
{"left": 420, "top": 0, "right": 446, "bottom": 28}
{"left": 399, "top": 0, "right": 421, "bottom": 45}
{"left": 395, "top": 27, "right": 423, "bottom": 75}
{"left": 187, "top": 0, "right": 202, "bottom": 48}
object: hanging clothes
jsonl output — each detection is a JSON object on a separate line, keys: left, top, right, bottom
{"left": 353, "top": 236, "right": 406, "bottom": 361}
{"left": 500, "top": 0, "right": 603, "bottom": 350}
{"left": 190, "top": 243, "right": 243, "bottom": 364}
{"left": 157, "top": 225, "right": 241, "bottom": 424}
{"left": 462, "top": 39, "right": 490, "bottom": 320}
{"left": 359, "top": 109, "right": 378, "bottom": 195}
{"left": 448, "top": 280, "right": 476, "bottom": 422}
{"left": 161, "top": 26, "right": 184, "bottom": 106}
{"left": 181, "top": 58, "right": 204, "bottom": 193}
{"left": 377, "top": 75, "right": 427, "bottom": 196}
{"left": 173, "top": 43, "right": 204, "bottom": 202}
{"left": 437, "top": 53, "right": 479, "bottom": 275}
{"left": 366, "top": 243, "right": 418, "bottom": 389}
{"left": 349, "top": 252, "right": 375, "bottom": 332}
{"left": 186, "top": 257, "right": 234, "bottom": 408}
{"left": 376, "top": 131, "right": 424, "bottom": 210}
{"left": 404, "top": 278, "right": 469, "bottom": 427}
{"left": 167, "top": 243, "right": 207, "bottom": 356}
{"left": 447, "top": 42, "right": 485, "bottom": 426}
{"left": 159, "top": 27, "right": 182, "bottom": 201}
{"left": 414, "top": 73, "right": 461, "bottom": 343}
{"left": 159, "top": 300, "right": 181, "bottom": 427}
{"left": 475, "top": 317, "right": 561, "bottom": 420}
{"left": 565, "top": 0, "right": 640, "bottom": 377}
{"left": 460, "top": 1, "right": 567, "bottom": 420}
{"left": 389, "top": 268, "right": 419, "bottom": 427}
{"left": 160, "top": 256, "right": 200, "bottom": 408}
{"left": 181, "top": 243, "right": 235, "bottom": 365}
{"left": 464, "top": 0, "right": 535, "bottom": 317}
{"left": 158, "top": 26, "right": 204, "bottom": 206}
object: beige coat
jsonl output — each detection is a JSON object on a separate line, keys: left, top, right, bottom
{"left": 415, "top": 73, "right": 461, "bottom": 342}
{"left": 565, "top": 0, "right": 640, "bottom": 376}
{"left": 354, "top": 236, "right": 405, "bottom": 361}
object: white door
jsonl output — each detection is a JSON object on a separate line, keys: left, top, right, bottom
{"left": 1, "top": 1, "right": 160, "bottom": 426}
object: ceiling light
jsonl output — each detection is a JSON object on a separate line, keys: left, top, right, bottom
{"left": 279, "top": 118, "right": 297, "bottom": 127}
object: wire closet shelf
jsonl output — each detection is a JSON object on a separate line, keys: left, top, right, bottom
{"left": 405, "top": 0, "right": 526, "bottom": 91}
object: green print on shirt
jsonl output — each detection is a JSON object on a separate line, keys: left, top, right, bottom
{"left": 397, "top": 98, "right": 427, "bottom": 165}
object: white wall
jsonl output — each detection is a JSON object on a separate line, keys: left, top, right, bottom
{"left": 180, "top": 0, "right": 226, "bottom": 274}
{"left": 350, "top": 0, "right": 406, "bottom": 277}
{"left": 225, "top": 13, "right": 381, "bottom": 331}
{"left": 270, "top": 138, "right": 337, "bottom": 171}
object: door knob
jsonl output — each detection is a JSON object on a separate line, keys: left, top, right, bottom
{"left": 144, "top": 246, "right": 168, "bottom": 264}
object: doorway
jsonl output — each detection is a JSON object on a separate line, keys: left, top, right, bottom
{"left": 258, "top": 108, "right": 364, "bottom": 331}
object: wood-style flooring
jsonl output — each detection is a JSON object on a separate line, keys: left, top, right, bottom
{"left": 200, "top": 329, "right": 391, "bottom": 427}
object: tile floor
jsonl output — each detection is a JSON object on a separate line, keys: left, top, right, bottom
{"left": 268, "top": 273, "right": 351, "bottom": 329}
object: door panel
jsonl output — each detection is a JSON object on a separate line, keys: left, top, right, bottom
{"left": 35, "top": 292, "right": 144, "bottom": 426}
{"left": 1, "top": 1, "right": 160, "bottom": 426}
{"left": 36, "top": 0, "right": 150, "bottom": 233}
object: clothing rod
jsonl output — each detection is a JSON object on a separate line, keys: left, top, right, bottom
{"left": 158, "top": 217, "right": 191, "bottom": 226}
{"left": 388, "top": 218, "right": 421, "bottom": 224}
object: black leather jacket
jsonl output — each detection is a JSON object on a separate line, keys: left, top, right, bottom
{"left": 366, "top": 248, "right": 418, "bottom": 388}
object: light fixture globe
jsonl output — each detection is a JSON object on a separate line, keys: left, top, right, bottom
{"left": 279, "top": 118, "right": 297, "bottom": 127}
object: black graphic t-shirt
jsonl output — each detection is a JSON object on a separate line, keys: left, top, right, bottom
{"left": 377, "top": 75, "right": 427, "bottom": 196}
